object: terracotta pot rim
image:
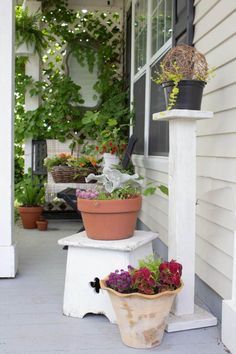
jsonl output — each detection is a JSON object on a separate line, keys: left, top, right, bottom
{"left": 100, "top": 278, "right": 183, "bottom": 299}
{"left": 78, "top": 195, "right": 142, "bottom": 203}
{"left": 18, "top": 206, "right": 43, "bottom": 211}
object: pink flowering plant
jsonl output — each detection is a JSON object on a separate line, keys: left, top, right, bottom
{"left": 105, "top": 256, "right": 182, "bottom": 295}
{"left": 76, "top": 189, "right": 99, "bottom": 200}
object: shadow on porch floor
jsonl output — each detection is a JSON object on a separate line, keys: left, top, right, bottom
{"left": 0, "top": 220, "right": 228, "bottom": 354}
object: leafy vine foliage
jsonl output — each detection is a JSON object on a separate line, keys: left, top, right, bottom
{"left": 15, "top": 1, "right": 132, "bottom": 179}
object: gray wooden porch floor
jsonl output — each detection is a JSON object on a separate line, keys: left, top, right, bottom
{"left": 0, "top": 221, "right": 229, "bottom": 354}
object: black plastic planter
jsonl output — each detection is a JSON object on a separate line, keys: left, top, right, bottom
{"left": 162, "top": 80, "right": 206, "bottom": 110}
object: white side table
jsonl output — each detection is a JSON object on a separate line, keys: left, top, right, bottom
{"left": 58, "top": 230, "right": 158, "bottom": 323}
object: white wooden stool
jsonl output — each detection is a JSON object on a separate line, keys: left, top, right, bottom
{"left": 58, "top": 230, "right": 158, "bottom": 323}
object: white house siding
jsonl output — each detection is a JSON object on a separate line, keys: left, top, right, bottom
{"left": 132, "top": 0, "right": 236, "bottom": 301}
{"left": 194, "top": 0, "right": 236, "bottom": 299}
{"left": 132, "top": 155, "right": 169, "bottom": 246}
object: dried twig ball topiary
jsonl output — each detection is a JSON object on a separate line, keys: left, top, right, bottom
{"left": 161, "top": 44, "right": 208, "bottom": 81}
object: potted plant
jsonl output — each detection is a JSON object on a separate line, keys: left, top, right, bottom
{"left": 77, "top": 169, "right": 167, "bottom": 240}
{"left": 153, "top": 44, "right": 214, "bottom": 110}
{"left": 44, "top": 153, "right": 100, "bottom": 183}
{"left": 81, "top": 109, "right": 131, "bottom": 172}
{"left": 95, "top": 140, "right": 127, "bottom": 172}
{"left": 100, "top": 255, "right": 183, "bottom": 349}
{"left": 15, "top": 173, "right": 45, "bottom": 229}
{"left": 15, "top": 6, "right": 47, "bottom": 56}
{"left": 36, "top": 215, "right": 48, "bottom": 231}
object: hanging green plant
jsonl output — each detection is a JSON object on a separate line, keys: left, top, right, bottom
{"left": 15, "top": 6, "right": 48, "bottom": 56}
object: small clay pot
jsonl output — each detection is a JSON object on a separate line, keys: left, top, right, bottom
{"left": 36, "top": 220, "right": 48, "bottom": 231}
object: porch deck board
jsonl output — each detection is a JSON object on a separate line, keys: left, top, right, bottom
{"left": 0, "top": 221, "right": 227, "bottom": 354}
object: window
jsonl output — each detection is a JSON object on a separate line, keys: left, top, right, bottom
{"left": 151, "top": 0, "right": 172, "bottom": 56}
{"left": 134, "top": 0, "right": 147, "bottom": 74}
{"left": 133, "top": 74, "right": 146, "bottom": 154}
{"left": 66, "top": 51, "right": 99, "bottom": 108}
{"left": 131, "top": 0, "right": 194, "bottom": 156}
{"left": 132, "top": 0, "right": 172, "bottom": 155}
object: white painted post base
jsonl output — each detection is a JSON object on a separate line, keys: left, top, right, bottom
{"left": 222, "top": 300, "right": 236, "bottom": 354}
{"left": 153, "top": 110, "right": 217, "bottom": 331}
{"left": 0, "top": 243, "right": 18, "bottom": 278}
{"left": 58, "top": 230, "right": 158, "bottom": 323}
{"left": 167, "top": 304, "right": 217, "bottom": 332}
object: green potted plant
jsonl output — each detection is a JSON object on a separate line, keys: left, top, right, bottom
{"left": 15, "top": 173, "right": 45, "bottom": 229}
{"left": 153, "top": 44, "right": 214, "bottom": 110}
{"left": 76, "top": 170, "right": 167, "bottom": 240}
{"left": 15, "top": 6, "right": 47, "bottom": 56}
{"left": 95, "top": 140, "right": 127, "bottom": 172}
{"left": 100, "top": 255, "right": 183, "bottom": 348}
{"left": 44, "top": 153, "right": 100, "bottom": 183}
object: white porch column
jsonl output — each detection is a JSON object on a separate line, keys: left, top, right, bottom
{"left": 24, "top": 1, "right": 42, "bottom": 173}
{"left": 222, "top": 231, "right": 236, "bottom": 354}
{"left": 0, "top": 0, "right": 18, "bottom": 277}
{"left": 153, "top": 109, "right": 217, "bottom": 331}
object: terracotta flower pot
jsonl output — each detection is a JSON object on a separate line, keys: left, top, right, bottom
{"left": 100, "top": 278, "right": 183, "bottom": 349}
{"left": 77, "top": 196, "right": 142, "bottom": 240}
{"left": 18, "top": 206, "right": 43, "bottom": 229}
{"left": 36, "top": 220, "right": 48, "bottom": 231}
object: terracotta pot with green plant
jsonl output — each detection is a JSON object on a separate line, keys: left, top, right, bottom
{"left": 153, "top": 44, "right": 214, "bottom": 110}
{"left": 100, "top": 255, "right": 183, "bottom": 349}
{"left": 77, "top": 169, "right": 168, "bottom": 240}
{"left": 16, "top": 173, "right": 45, "bottom": 229}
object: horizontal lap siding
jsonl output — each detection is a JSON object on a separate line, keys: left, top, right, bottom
{"left": 194, "top": 0, "right": 236, "bottom": 298}
{"left": 196, "top": 255, "right": 232, "bottom": 299}
{"left": 132, "top": 155, "right": 169, "bottom": 245}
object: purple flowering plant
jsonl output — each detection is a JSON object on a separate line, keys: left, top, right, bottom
{"left": 106, "top": 268, "right": 133, "bottom": 293}
{"left": 105, "top": 256, "right": 182, "bottom": 295}
{"left": 76, "top": 189, "right": 99, "bottom": 199}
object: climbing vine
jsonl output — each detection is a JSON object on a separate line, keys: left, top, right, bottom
{"left": 15, "top": 1, "right": 130, "bottom": 146}
{"left": 14, "top": 1, "right": 132, "bottom": 183}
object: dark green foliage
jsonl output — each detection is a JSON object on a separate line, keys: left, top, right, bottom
{"left": 15, "top": 172, "right": 45, "bottom": 207}
{"left": 21, "top": 73, "right": 84, "bottom": 140}
{"left": 15, "top": 6, "right": 48, "bottom": 55}
{"left": 15, "top": 144, "right": 24, "bottom": 185}
{"left": 143, "top": 184, "right": 169, "bottom": 197}
{"left": 15, "top": 3, "right": 131, "bottom": 144}
{"left": 15, "top": 2, "right": 132, "bottom": 186}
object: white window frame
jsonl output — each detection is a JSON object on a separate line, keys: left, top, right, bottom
{"left": 130, "top": 0, "right": 172, "bottom": 157}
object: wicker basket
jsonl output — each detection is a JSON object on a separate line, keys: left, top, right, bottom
{"left": 50, "top": 166, "right": 97, "bottom": 183}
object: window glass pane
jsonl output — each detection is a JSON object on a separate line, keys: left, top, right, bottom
{"left": 67, "top": 52, "right": 99, "bottom": 108}
{"left": 151, "top": 0, "right": 172, "bottom": 56}
{"left": 149, "top": 60, "right": 169, "bottom": 156}
{"left": 133, "top": 74, "right": 146, "bottom": 154}
{"left": 134, "top": 0, "right": 147, "bottom": 73}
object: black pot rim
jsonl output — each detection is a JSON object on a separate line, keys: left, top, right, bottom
{"left": 161, "top": 79, "right": 206, "bottom": 88}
